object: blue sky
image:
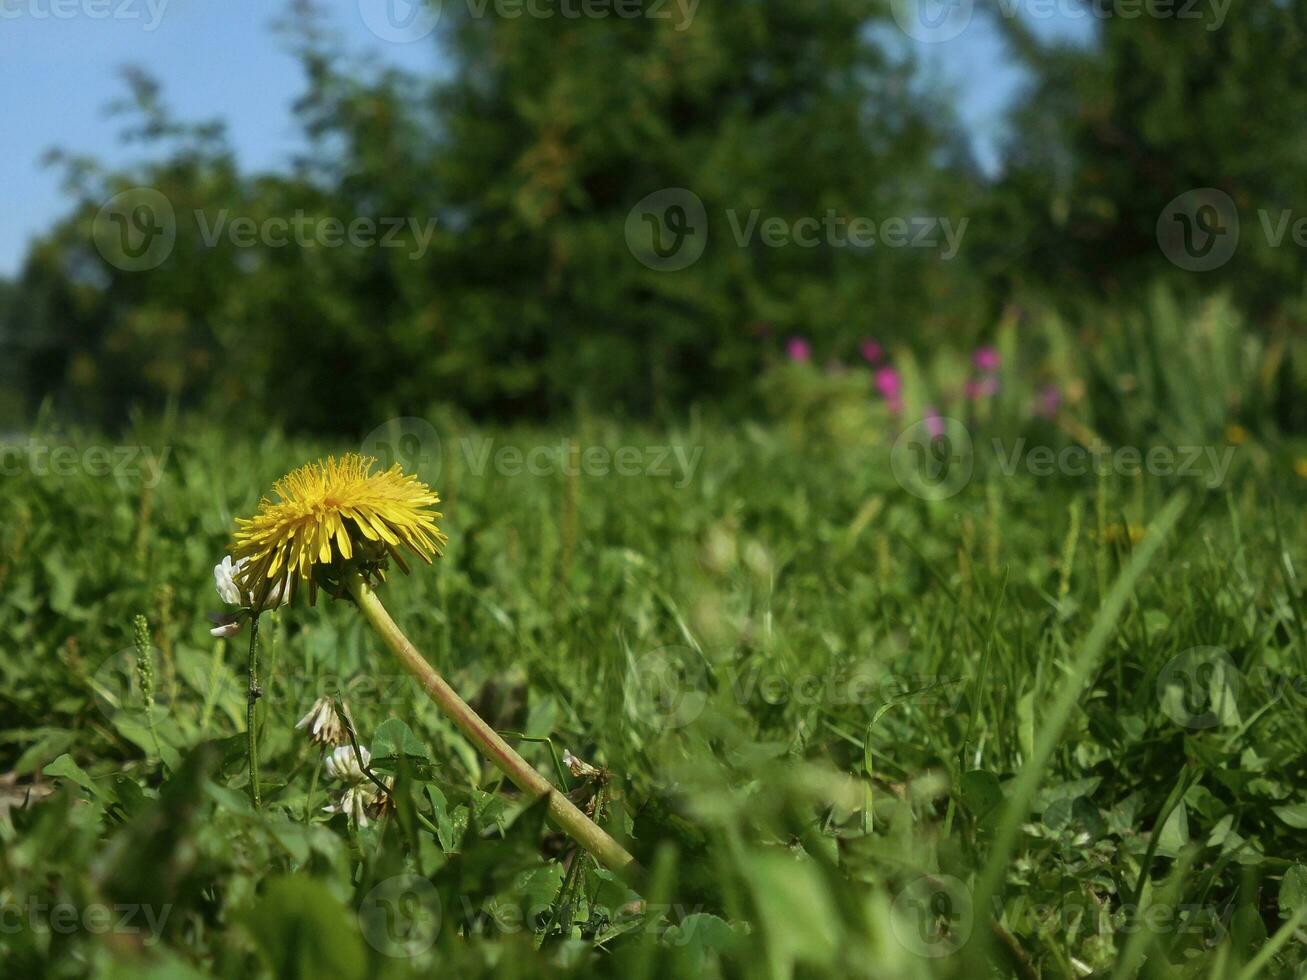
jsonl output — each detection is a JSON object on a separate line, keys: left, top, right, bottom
{"left": 0, "top": 0, "right": 1087, "bottom": 276}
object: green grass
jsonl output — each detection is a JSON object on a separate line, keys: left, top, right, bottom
{"left": 2, "top": 414, "right": 1306, "bottom": 978}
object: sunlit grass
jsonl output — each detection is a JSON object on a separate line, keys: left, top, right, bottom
{"left": 1, "top": 416, "right": 1305, "bottom": 977}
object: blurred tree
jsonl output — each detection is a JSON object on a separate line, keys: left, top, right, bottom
{"left": 429, "top": 0, "right": 986, "bottom": 414}
{"left": 4, "top": 1, "right": 981, "bottom": 429}
{"left": 989, "top": 2, "right": 1307, "bottom": 318}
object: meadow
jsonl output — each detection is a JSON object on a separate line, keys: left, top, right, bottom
{"left": 2, "top": 376, "right": 1306, "bottom": 979}
{"left": 5, "top": 3, "right": 1307, "bottom": 974}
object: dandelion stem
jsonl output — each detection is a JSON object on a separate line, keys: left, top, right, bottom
{"left": 247, "top": 614, "right": 262, "bottom": 809}
{"left": 344, "top": 570, "right": 641, "bottom": 882}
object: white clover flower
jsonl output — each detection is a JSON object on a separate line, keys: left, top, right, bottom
{"left": 325, "top": 745, "right": 371, "bottom": 784}
{"left": 296, "top": 696, "right": 348, "bottom": 746}
{"left": 209, "top": 555, "right": 291, "bottom": 637}
{"left": 209, "top": 616, "right": 244, "bottom": 639}
{"left": 214, "top": 554, "right": 291, "bottom": 609}
{"left": 324, "top": 784, "right": 378, "bottom": 827}
{"left": 321, "top": 745, "right": 390, "bottom": 827}
{"left": 215, "top": 555, "right": 244, "bottom": 605}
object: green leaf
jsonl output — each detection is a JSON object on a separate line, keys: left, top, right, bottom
{"left": 1143, "top": 608, "right": 1171, "bottom": 639}
{"left": 265, "top": 817, "right": 313, "bottom": 865}
{"left": 1272, "top": 804, "right": 1307, "bottom": 830}
{"left": 1280, "top": 866, "right": 1307, "bottom": 918}
{"left": 42, "top": 549, "right": 80, "bottom": 615}
{"left": 662, "top": 912, "right": 739, "bottom": 972}
{"left": 371, "top": 718, "right": 429, "bottom": 764}
{"left": 244, "top": 876, "right": 367, "bottom": 980}
{"left": 740, "top": 852, "right": 840, "bottom": 973}
{"left": 424, "top": 784, "right": 467, "bottom": 853}
{"left": 109, "top": 775, "right": 151, "bottom": 817}
{"left": 1155, "top": 801, "right": 1190, "bottom": 858}
{"left": 1044, "top": 796, "right": 1107, "bottom": 841}
{"left": 960, "top": 770, "right": 1003, "bottom": 821}
{"left": 1016, "top": 691, "right": 1036, "bottom": 762}
{"left": 45, "top": 753, "right": 107, "bottom": 800}
{"left": 1033, "top": 777, "right": 1102, "bottom": 812}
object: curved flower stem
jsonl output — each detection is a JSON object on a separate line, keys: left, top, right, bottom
{"left": 344, "top": 570, "right": 641, "bottom": 883}
{"left": 246, "top": 614, "right": 262, "bottom": 809}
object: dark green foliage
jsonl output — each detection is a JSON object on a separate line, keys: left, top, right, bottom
{"left": 11, "top": 6, "right": 1307, "bottom": 432}
{"left": 4, "top": 4, "right": 983, "bottom": 430}
{"left": 989, "top": 1, "right": 1307, "bottom": 315}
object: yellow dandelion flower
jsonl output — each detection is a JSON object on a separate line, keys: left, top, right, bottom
{"left": 1225, "top": 424, "right": 1248, "bottom": 446}
{"left": 231, "top": 454, "right": 446, "bottom": 609}
{"left": 1295, "top": 458, "right": 1307, "bottom": 480}
{"left": 224, "top": 454, "right": 637, "bottom": 876}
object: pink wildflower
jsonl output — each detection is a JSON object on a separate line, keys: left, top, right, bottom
{"left": 1036, "top": 384, "right": 1062, "bottom": 418}
{"left": 924, "top": 407, "right": 945, "bottom": 439}
{"left": 973, "top": 346, "right": 1000, "bottom": 373}
{"left": 874, "top": 367, "right": 903, "bottom": 414}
